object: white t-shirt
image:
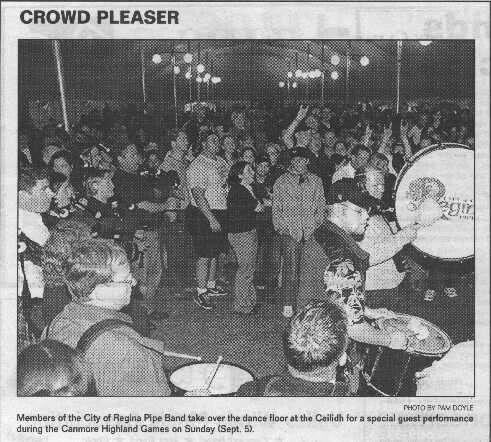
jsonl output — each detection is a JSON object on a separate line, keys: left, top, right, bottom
{"left": 18, "top": 209, "right": 50, "bottom": 299}
{"left": 359, "top": 215, "right": 405, "bottom": 291}
{"left": 331, "top": 162, "right": 356, "bottom": 184}
{"left": 186, "top": 154, "right": 228, "bottom": 210}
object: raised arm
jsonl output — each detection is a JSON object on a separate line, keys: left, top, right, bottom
{"left": 283, "top": 105, "right": 309, "bottom": 149}
{"left": 377, "top": 122, "right": 392, "bottom": 156}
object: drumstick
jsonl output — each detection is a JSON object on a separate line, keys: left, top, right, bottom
{"left": 138, "top": 336, "right": 202, "bottom": 360}
{"left": 162, "top": 350, "right": 202, "bottom": 361}
{"left": 205, "top": 356, "right": 223, "bottom": 390}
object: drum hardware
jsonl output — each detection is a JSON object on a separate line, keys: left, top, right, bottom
{"left": 361, "top": 314, "right": 452, "bottom": 396}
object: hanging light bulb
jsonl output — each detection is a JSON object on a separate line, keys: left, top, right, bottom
{"left": 292, "top": 81, "right": 298, "bottom": 88}
{"left": 419, "top": 40, "right": 432, "bottom": 46}
{"left": 185, "top": 70, "right": 192, "bottom": 80}
{"left": 183, "top": 53, "right": 193, "bottom": 63}
{"left": 152, "top": 54, "right": 162, "bottom": 64}
{"left": 173, "top": 65, "right": 180, "bottom": 75}
{"left": 287, "top": 71, "right": 293, "bottom": 78}
{"left": 216, "top": 77, "right": 222, "bottom": 84}
{"left": 279, "top": 81, "right": 285, "bottom": 88}
{"left": 204, "top": 73, "right": 211, "bottom": 82}
{"left": 360, "top": 56, "right": 370, "bottom": 66}
{"left": 314, "top": 69, "right": 322, "bottom": 78}
{"left": 295, "top": 69, "right": 302, "bottom": 78}
{"left": 196, "top": 76, "right": 203, "bottom": 83}
{"left": 331, "top": 71, "right": 339, "bottom": 80}
{"left": 211, "top": 76, "right": 219, "bottom": 84}
{"left": 197, "top": 64, "right": 205, "bottom": 73}
{"left": 331, "top": 54, "right": 340, "bottom": 66}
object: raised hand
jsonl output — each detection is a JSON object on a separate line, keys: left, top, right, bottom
{"left": 296, "top": 105, "right": 309, "bottom": 122}
{"left": 383, "top": 122, "right": 393, "bottom": 140}
{"left": 400, "top": 120, "right": 409, "bottom": 136}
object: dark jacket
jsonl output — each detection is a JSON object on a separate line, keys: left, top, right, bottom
{"left": 236, "top": 374, "right": 351, "bottom": 396}
{"left": 226, "top": 184, "right": 258, "bottom": 233}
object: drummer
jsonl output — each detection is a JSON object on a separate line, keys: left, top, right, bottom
{"left": 355, "top": 166, "right": 420, "bottom": 310}
{"left": 298, "top": 179, "right": 409, "bottom": 351}
{"left": 237, "top": 300, "right": 352, "bottom": 396}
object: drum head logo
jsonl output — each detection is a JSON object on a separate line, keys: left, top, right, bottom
{"left": 406, "top": 177, "right": 473, "bottom": 221}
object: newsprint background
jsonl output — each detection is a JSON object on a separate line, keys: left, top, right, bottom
{"left": 0, "top": 1, "right": 489, "bottom": 441}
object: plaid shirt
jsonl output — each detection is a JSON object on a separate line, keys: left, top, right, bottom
{"left": 272, "top": 171, "right": 326, "bottom": 241}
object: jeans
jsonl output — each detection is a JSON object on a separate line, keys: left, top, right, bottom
{"left": 297, "top": 237, "right": 329, "bottom": 309}
{"left": 280, "top": 234, "right": 318, "bottom": 308}
{"left": 255, "top": 222, "right": 281, "bottom": 290}
{"left": 228, "top": 230, "right": 258, "bottom": 314}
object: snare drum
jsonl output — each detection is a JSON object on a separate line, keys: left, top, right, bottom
{"left": 395, "top": 143, "right": 474, "bottom": 261}
{"left": 361, "top": 314, "right": 452, "bottom": 396}
{"left": 169, "top": 362, "right": 254, "bottom": 396}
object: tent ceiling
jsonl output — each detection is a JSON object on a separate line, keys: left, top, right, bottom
{"left": 19, "top": 40, "right": 474, "bottom": 102}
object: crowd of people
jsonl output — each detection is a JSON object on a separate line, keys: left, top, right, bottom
{"left": 17, "top": 99, "right": 474, "bottom": 396}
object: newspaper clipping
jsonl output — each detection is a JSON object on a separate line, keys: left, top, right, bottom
{"left": 1, "top": 1, "right": 489, "bottom": 441}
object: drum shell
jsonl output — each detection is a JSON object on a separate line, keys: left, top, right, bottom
{"left": 168, "top": 362, "right": 255, "bottom": 397}
{"left": 360, "top": 345, "right": 443, "bottom": 397}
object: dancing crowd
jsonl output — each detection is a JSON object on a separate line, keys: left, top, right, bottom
{"left": 17, "top": 99, "right": 474, "bottom": 396}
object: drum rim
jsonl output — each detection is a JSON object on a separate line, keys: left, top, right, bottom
{"left": 169, "top": 361, "right": 256, "bottom": 392}
{"left": 394, "top": 142, "right": 474, "bottom": 262}
{"left": 378, "top": 313, "right": 453, "bottom": 356}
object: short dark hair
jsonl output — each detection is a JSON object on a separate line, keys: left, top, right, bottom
{"left": 18, "top": 167, "right": 48, "bottom": 193}
{"left": 48, "top": 150, "right": 73, "bottom": 170}
{"left": 283, "top": 301, "right": 348, "bottom": 372}
{"left": 227, "top": 160, "right": 249, "bottom": 186}
{"left": 49, "top": 170, "right": 69, "bottom": 190}
{"left": 351, "top": 144, "right": 371, "bottom": 157}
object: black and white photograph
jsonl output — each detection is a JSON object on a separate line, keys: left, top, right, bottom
{"left": 1, "top": 2, "right": 489, "bottom": 441}
{"left": 16, "top": 39, "right": 475, "bottom": 397}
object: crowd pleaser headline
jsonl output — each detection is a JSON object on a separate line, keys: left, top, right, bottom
{"left": 20, "top": 10, "right": 179, "bottom": 25}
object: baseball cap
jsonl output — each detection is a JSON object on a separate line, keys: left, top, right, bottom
{"left": 327, "top": 178, "right": 379, "bottom": 211}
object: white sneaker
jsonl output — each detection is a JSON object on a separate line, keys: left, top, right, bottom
{"left": 444, "top": 287, "right": 458, "bottom": 298}
{"left": 283, "top": 305, "right": 294, "bottom": 318}
{"left": 424, "top": 289, "right": 436, "bottom": 302}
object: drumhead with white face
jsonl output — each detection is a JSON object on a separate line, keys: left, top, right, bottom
{"left": 395, "top": 144, "right": 474, "bottom": 260}
{"left": 170, "top": 363, "right": 253, "bottom": 395}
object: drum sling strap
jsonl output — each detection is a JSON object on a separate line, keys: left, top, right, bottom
{"left": 76, "top": 319, "right": 169, "bottom": 359}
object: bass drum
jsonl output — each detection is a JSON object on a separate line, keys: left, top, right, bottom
{"left": 394, "top": 143, "right": 474, "bottom": 261}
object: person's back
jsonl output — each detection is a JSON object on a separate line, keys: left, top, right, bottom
{"left": 237, "top": 301, "right": 352, "bottom": 397}
{"left": 237, "top": 374, "right": 350, "bottom": 396}
{"left": 44, "top": 239, "right": 170, "bottom": 396}
{"left": 47, "top": 302, "right": 169, "bottom": 396}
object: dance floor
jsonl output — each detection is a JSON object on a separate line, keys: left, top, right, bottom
{"left": 153, "top": 275, "right": 475, "bottom": 384}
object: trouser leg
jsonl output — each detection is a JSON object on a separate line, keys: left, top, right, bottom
{"left": 298, "top": 237, "right": 329, "bottom": 310}
{"left": 280, "top": 234, "right": 302, "bottom": 308}
{"left": 229, "top": 230, "right": 258, "bottom": 313}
